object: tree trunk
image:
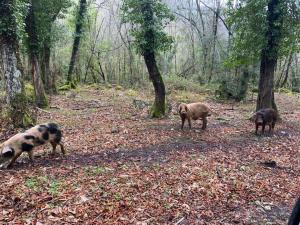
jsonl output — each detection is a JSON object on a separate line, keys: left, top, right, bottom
{"left": 0, "top": 41, "right": 30, "bottom": 127}
{"left": 41, "top": 41, "right": 51, "bottom": 93}
{"left": 141, "top": 0, "right": 166, "bottom": 117}
{"left": 67, "top": 0, "right": 87, "bottom": 83}
{"left": 195, "top": 0, "right": 208, "bottom": 78}
{"left": 208, "top": 0, "right": 221, "bottom": 82}
{"left": 25, "top": 0, "right": 48, "bottom": 108}
{"left": 31, "top": 56, "right": 48, "bottom": 107}
{"left": 256, "top": 0, "right": 283, "bottom": 111}
{"left": 144, "top": 52, "right": 166, "bottom": 118}
{"left": 280, "top": 54, "right": 293, "bottom": 88}
{"left": 97, "top": 53, "right": 105, "bottom": 82}
{"left": 257, "top": 51, "right": 277, "bottom": 110}
{"left": 0, "top": 0, "right": 32, "bottom": 127}
{"left": 237, "top": 67, "right": 250, "bottom": 101}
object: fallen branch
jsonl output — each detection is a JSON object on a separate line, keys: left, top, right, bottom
{"left": 174, "top": 217, "right": 185, "bottom": 225}
{"left": 36, "top": 107, "right": 51, "bottom": 114}
{"left": 50, "top": 106, "right": 61, "bottom": 109}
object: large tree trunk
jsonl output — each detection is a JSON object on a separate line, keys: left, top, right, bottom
{"left": 0, "top": 0, "right": 32, "bottom": 127}
{"left": 257, "top": 53, "right": 277, "bottom": 110}
{"left": 0, "top": 41, "right": 30, "bottom": 127}
{"left": 144, "top": 52, "right": 166, "bottom": 118}
{"left": 256, "top": 0, "right": 282, "bottom": 111}
{"left": 67, "top": 0, "right": 87, "bottom": 83}
{"left": 25, "top": 0, "right": 48, "bottom": 108}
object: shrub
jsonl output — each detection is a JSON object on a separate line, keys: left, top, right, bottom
{"left": 164, "top": 74, "right": 205, "bottom": 93}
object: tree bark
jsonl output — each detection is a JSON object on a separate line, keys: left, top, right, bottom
{"left": 141, "top": 0, "right": 166, "bottom": 117}
{"left": 0, "top": 0, "right": 32, "bottom": 127}
{"left": 67, "top": 0, "right": 87, "bottom": 83}
{"left": 25, "top": 0, "right": 48, "bottom": 108}
{"left": 256, "top": 0, "right": 283, "bottom": 111}
{"left": 97, "top": 52, "right": 105, "bottom": 81}
{"left": 208, "top": 0, "right": 221, "bottom": 82}
{"left": 31, "top": 56, "right": 48, "bottom": 107}
{"left": 237, "top": 67, "right": 250, "bottom": 101}
{"left": 0, "top": 41, "right": 29, "bottom": 126}
{"left": 144, "top": 52, "right": 166, "bottom": 117}
{"left": 280, "top": 54, "right": 293, "bottom": 88}
{"left": 41, "top": 41, "right": 51, "bottom": 93}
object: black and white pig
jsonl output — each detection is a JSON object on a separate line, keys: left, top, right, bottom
{"left": 0, "top": 123, "right": 65, "bottom": 168}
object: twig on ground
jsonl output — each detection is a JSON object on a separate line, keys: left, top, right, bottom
{"left": 174, "top": 217, "right": 185, "bottom": 225}
{"left": 36, "top": 107, "right": 51, "bottom": 114}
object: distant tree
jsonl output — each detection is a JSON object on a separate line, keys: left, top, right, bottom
{"left": 34, "top": 0, "right": 71, "bottom": 94}
{"left": 25, "top": 0, "right": 48, "bottom": 108}
{"left": 0, "top": 0, "right": 33, "bottom": 127}
{"left": 226, "top": 0, "right": 300, "bottom": 110}
{"left": 121, "top": 0, "right": 174, "bottom": 117}
{"left": 67, "top": 0, "right": 87, "bottom": 85}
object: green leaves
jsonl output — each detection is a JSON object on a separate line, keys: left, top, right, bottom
{"left": 0, "top": 0, "right": 29, "bottom": 41}
{"left": 121, "top": 0, "right": 174, "bottom": 55}
{"left": 25, "top": 0, "right": 71, "bottom": 53}
{"left": 225, "top": 0, "right": 300, "bottom": 67}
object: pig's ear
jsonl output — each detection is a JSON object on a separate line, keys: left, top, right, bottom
{"left": 178, "top": 105, "right": 182, "bottom": 113}
{"left": 2, "top": 147, "right": 14, "bottom": 158}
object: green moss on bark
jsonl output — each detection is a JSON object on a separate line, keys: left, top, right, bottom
{"left": 8, "top": 93, "right": 35, "bottom": 127}
{"left": 150, "top": 100, "right": 165, "bottom": 118}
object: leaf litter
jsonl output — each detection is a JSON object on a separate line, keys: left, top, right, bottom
{"left": 0, "top": 86, "right": 299, "bottom": 224}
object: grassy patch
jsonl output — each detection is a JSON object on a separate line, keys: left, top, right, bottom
{"left": 25, "top": 176, "right": 62, "bottom": 196}
{"left": 25, "top": 177, "right": 41, "bottom": 192}
{"left": 170, "top": 90, "right": 207, "bottom": 103}
{"left": 84, "top": 166, "right": 107, "bottom": 176}
{"left": 48, "top": 180, "right": 61, "bottom": 196}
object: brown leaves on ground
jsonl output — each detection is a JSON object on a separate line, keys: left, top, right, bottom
{"left": 0, "top": 86, "right": 299, "bottom": 224}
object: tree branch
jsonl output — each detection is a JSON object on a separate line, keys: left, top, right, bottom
{"left": 197, "top": 0, "right": 232, "bottom": 36}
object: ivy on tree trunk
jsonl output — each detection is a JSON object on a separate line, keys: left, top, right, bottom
{"left": 144, "top": 52, "right": 166, "bottom": 118}
{"left": 141, "top": 1, "right": 166, "bottom": 117}
{"left": 67, "top": 0, "right": 87, "bottom": 84}
{"left": 0, "top": 0, "right": 33, "bottom": 127}
{"left": 256, "top": 0, "right": 283, "bottom": 111}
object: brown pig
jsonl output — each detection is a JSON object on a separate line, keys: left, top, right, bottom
{"left": 178, "top": 103, "right": 211, "bottom": 130}
{"left": 250, "top": 108, "right": 278, "bottom": 135}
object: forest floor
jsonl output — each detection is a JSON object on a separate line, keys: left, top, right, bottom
{"left": 0, "top": 85, "right": 300, "bottom": 225}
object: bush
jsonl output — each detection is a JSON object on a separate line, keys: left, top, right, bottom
{"left": 58, "top": 84, "right": 72, "bottom": 91}
{"left": 25, "top": 83, "right": 35, "bottom": 103}
{"left": 215, "top": 80, "right": 238, "bottom": 101}
{"left": 275, "top": 87, "right": 292, "bottom": 94}
{"left": 164, "top": 75, "right": 205, "bottom": 93}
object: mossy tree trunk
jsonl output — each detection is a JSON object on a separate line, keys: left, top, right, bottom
{"left": 144, "top": 52, "right": 166, "bottom": 118}
{"left": 141, "top": 0, "right": 166, "bottom": 118}
{"left": 67, "top": 0, "right": 87, "bottom": 84}
{"left": 25, "top": 0, "right": 48, "bottom": 108}
{"left": 0, "top": 0, "right": 33, "bottom": 127}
